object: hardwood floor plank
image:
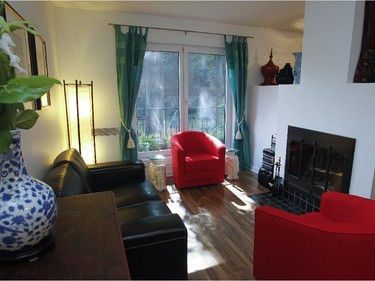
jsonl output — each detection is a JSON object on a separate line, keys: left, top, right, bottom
{"left": 160, "top": 170, "right": 266, "bottom": 280}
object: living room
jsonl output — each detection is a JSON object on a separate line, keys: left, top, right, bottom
{"left": 1, "top": 0, "right": 375, "bottom": 279}
{"left": 8, "top": 1, "right": 374, "bottom": 201}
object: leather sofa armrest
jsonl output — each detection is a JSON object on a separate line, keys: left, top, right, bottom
{"left": 121, "top": 214, "right": 188, "bottom": 280}
{"left": 121, "top": 214, "right": 187, "bottom": 247}
{"left": 43, "top": 163, "right": 89, "bottom": 197}
{"left": 87, "top": 160, "right": 146, "bottom": 190}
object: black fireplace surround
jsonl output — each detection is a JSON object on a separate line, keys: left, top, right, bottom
{"left": 278, "top": 126, "right": 356, "bottom": 212}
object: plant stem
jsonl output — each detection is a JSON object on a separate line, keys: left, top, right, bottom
{"left": 0, "top": 44, "right": 16, "bottom": 130}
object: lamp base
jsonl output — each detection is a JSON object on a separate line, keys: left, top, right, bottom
{"left": 0, "top": 234, "right": 54, "bottom": 263}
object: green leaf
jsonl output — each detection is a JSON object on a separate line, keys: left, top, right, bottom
{"left": 15, "top": 109, "right": 39, "bottom": 129}
{"left": 0, "top": 16, "right": 7, "bottom": 30}
{"left": 0, "top": 16, "right": 10, "bottom": 34}
{"left": 8, "top": 22, "right": 40, "bottom": 36}
{"left": 0, "top": 129, "right": 11, "bottom": 154}
{"left": 15, "top": 103, "right": 24, "bottom": 111}
{"left": 0, "top": 76, "right": 61, "bottom": 104}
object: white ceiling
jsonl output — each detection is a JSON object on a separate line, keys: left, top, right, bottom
{"left": 52, "top": 1, "right": 305, "bottom": 33}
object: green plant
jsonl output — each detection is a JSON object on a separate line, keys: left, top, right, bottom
{"left": 138, "top": 133, "right": 172, "bottom": 152}
{"left": 0, "top": 1, "right": 60, "bottom": 153}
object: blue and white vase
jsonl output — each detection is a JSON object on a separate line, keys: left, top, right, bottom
{"left": 292, "top": 52, "right": 302, "bottom": 84}
{"left": 0, "top": 130, "right": 57, "bottom": 252}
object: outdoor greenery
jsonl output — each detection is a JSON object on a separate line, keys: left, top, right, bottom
{"left": 187, "top": 52, "right": 226, "bottom": 142}
{"left": 138, "top": 132, "right": 173, "bottom": 152}
{"left": 136, "top": 50, "right": 226, "bottom": 152}
{"left": 137, "top": 51, "right": 179, "bottom": 152}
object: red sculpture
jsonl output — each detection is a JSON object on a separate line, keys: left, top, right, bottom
{"left": 261, "top": 49, "right": 279, "bottom": 85}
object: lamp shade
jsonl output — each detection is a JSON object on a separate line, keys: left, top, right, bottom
{"left": 63, "top": 80, "right": 96, "bottom": 164}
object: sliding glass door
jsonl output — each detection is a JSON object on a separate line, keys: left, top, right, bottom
{"left": 186, "top": 51, "right": 226, "bottom": 143}
{"left": 136, "top": 45, "right": 231, "bottom": 155}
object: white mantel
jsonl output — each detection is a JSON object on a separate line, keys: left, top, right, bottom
{"left": 250, "top": 1, "right": 375, "bottom": 198}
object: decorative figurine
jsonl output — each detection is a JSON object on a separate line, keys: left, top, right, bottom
{"left": 261, "top": 48, "right": 279, "bottom": 85}
{"left": 276, "top": 63, "right": 294, "bottom": 84}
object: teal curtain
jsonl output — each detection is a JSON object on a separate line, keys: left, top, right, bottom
{"left": 225, "top": 36, "right": 250, "bottom": 170}
{"left": 114, "top": 25, "right": 148, "bottom": 160}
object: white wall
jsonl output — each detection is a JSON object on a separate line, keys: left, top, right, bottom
{"left": 3, "top": 1, "right": 302, "bottom": 180}
{"left": 247, "top": 1, "right": 375, "bottom": 198}
{"left": 248, "top": 26, "right": 303, "bottom": 173}
{"left": 273, "top": 1, "right": 375, "bottom": 198}
{"left": 53, "top": 5, "right": 302, "bottom": 167}
{"left": 8, "top": 1, "right": 67, "bottom": 179}
{"left": 13, "top": 1, "right": 371, "bottom": 198}
{"left": 8, "top": 1, "right": 373, "bottom": 198}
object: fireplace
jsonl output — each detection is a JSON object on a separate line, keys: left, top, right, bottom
{"left": 278, "top": 126, "right": 356, "bottom": 212}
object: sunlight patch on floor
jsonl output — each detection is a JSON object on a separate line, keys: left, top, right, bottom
{"left": 187, "top": 219, "right": 223, "bottom": 273}
{"left": 164, "top": 184, "right": 186, "bottom": 218}
{"left": 223, "top": 180, "right": 257, "bottom": 212}
{"left": 162, "top": 174, "right": 257, "bottom": 279}
{"left": 163, "top": 184, "right": 223, "bottom": 274}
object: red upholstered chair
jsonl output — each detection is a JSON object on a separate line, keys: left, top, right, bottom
{"left": 170, "top": 131, "right": 226, "bottom": 188}
{"left": 253, "top": 192, "right": 375, "bottom": 280}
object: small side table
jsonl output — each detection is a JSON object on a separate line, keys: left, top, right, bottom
{"left": 148, "top": 155, "right": 166, "bottom": 191}
{"left": 225, "top": 149, "right": 239, "bottom": 180}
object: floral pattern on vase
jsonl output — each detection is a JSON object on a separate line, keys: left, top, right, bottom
{"left": 0, "top": 130, "right": 57, "bottom": 251}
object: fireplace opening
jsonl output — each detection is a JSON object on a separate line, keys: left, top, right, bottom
{"left": 277, "top": 126, "right": 356, "bottom": 212}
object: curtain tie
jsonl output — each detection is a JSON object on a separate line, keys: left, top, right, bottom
{"left": 120, "top": 118, "right": 135, "bottom": 149}
{"left": 235, "top": 116, "right": 245, "bottom": 140}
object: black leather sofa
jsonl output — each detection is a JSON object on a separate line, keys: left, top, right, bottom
{"left": 43, "top": 148, "right": 188, "bottom": 280}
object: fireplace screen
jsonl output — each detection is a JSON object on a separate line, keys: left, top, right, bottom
{"left": 288, "top": 141, "right": 347, "bottom": 192}
{"left": 285, "top": 126, "right": 356, "bottom": 200}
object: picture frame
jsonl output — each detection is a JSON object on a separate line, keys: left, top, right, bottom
{"left": 1, "top": 2, "right": 31, "bottom": 78}
{"left": 1, "top": 3, "right": 51, "bottom": 110}
{"left": 29, "top": 31, "right": 51, "bottom": 109}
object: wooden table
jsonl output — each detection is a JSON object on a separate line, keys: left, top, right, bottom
{"left": 0, "top": 192, "right": 131, "bottom": 279}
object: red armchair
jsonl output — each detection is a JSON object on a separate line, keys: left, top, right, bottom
{"left": 170, "top": 131, "right": 226, "bottom": 188}
{"left": 253, "top": 192, "right": 375, "bottom": 280}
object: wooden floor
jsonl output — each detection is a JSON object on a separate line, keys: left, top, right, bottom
{"left": 159, "top": 171, "right": 269, "bottom": 280}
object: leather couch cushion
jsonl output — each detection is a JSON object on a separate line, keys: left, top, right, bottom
{"left": 44, "top": 163, "right": 89, "bottom": 197}
{"left": 113, "top": 180, "right": 161, "bottom": 208}
{"left": 117, "top": 200, "right": 171, "bottom": 222}
{"left": 47, "top": 148, "right": 160, "bottom": 207}
{"left": 45, "top": 148, "right": 188, "bottom": 281}
{"left": 88, "top": 160, "right": 146, "bottom": 185}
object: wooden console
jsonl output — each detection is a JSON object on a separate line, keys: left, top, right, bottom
{"left": 0, "top": 192, "right": 131, "bottom": 279}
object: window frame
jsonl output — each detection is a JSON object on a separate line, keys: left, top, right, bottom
{"left": 136, "top": 43, "right": 234, "bottom": 159}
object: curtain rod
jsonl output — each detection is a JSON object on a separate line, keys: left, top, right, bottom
{"left": 108, "top": 23, "right": 253, "bottom": 39}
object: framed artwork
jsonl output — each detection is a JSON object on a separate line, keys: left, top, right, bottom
{"left": 1, "top": 2, "right": 31, "bottom": 78}
{"left": 354, "top": 1, "right": 375, "bottom": 83}
{"left": 1, "top": 3, "right": 51, "bottom": 109}
{"left": 29, "top": 31, "right": 51, "bottom": 109}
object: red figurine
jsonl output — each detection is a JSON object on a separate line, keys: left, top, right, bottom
{"left": 261, "top": 49, "right": 279, "bottom": 85}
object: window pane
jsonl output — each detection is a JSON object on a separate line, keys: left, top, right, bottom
{"left": 187, "top": 53, "right": 226, "bottom": 143}
{"left": 137, "top": 51, "right": 180, "bottom": 152}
